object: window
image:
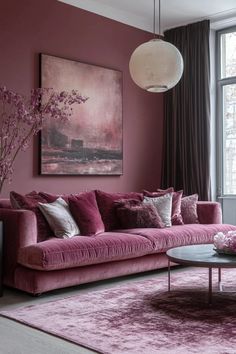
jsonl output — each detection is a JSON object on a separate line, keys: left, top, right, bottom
{"left": 217, "top": 27, "right": 236, "bottom": 195}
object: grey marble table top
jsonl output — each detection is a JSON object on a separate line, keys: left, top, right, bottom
{"left": 166, "top": 244, "right": 236, "bottom": 268}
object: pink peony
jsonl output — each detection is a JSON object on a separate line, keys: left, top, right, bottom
{"left": 214, "top": 231, "right": 236, "bottom": 253}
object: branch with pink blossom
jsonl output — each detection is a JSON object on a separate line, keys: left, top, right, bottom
{"left": 0, "top": 86, "right": 88, "bottom": 193}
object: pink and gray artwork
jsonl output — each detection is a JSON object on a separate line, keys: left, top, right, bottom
{"left": 40, "top": 54, "right": 123, "bottom": 175}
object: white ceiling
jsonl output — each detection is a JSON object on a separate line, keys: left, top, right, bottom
{"left": 58, "top": 0, "right": 236, "bottom": 32}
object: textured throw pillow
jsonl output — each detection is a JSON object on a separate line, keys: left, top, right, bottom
{"left": 68, "top": 191, "right": 105, "bottom": 236}
{"left": 143, "top": 193, "right": 173, "bottom": 227}
{"left": 115, "top": 199, "right": 164, "bottom": 229}
{"left": 10, "top": 191, "right": 52, "bottom": 241}
{"left": 181, "top": 194, "right": 199, "bottom": 224}
{"left": 95, "top": 190, "right": 143, "bottom": 231}
{"left": 38, "top": 197, "right": 80, "bottom": 239}
{"left": 143, "top": 190, "right": 183, "bottom": 225}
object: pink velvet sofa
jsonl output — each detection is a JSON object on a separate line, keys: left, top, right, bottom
{"left": 1, "top": 198, "right": 235, "bottom": 295}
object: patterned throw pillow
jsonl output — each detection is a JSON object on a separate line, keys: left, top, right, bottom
{"left": 38, "top": 197, "right": 80, "bottom": 238}
{"left": 115, "top": 199, "right": 164, "bottom": 229}
{"left": 181, "top": 194, "right": 199, "bottom": 224}
{"left": 143, "top": 193, "right": 173, "bottom": 227}
{"left": 10, "top": 191, "right": 52, "bottom": 242}
{"left": 143, "top": 189, "right": 183, "bottom": 225}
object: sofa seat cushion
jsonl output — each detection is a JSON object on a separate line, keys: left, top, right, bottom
{"left": 120, "top": 224, "right": 236, "bottom": 253}
{"left": 17, "top": 232, "right": 153, "bottom": 271}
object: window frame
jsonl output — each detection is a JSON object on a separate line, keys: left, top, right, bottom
{"left": 216, "top": 25, "right": 236, "bottom": 197}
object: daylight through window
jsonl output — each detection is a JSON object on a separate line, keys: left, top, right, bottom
{"left": 218, "top": 28, "right": 236, "bottom": 195}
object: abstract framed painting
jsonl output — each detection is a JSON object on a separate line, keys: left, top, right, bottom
{"left": 39, "top": 54, "right": 123, "bottom": 175}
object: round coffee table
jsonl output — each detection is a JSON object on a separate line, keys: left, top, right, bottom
{"left": 166, "top": 244, "right": 236, "bottom": 304}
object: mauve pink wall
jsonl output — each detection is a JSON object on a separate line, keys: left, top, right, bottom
{"left": 0, "top": 0, "right": 163, "bottom": 197}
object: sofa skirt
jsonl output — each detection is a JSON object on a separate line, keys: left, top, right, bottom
{"left": 11, "top": 253, "right": 175, "bottom": 295}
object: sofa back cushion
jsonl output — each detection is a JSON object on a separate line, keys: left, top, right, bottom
{"left": 69, "top": 191, "right": 105, "bottom": 236}
{"left": 95, "top": 190, "right": 143, "bottom": 231}
{"left": 10, "top": 191, "right": 52, "bottom": 242}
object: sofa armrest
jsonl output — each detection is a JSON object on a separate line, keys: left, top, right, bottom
{"left": 0, "top": 209, "right": 37, "bottom": 286}
{"left": 197, "top": 201, "right": 222, "bottom": 224}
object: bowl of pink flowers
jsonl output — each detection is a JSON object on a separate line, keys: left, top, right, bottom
{"left": 214, "top": 231, "right": 236, "bottom": 255}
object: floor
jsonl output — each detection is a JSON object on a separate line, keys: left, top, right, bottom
{"left": 0, "top": 267, "right": 176, "bottom": 354}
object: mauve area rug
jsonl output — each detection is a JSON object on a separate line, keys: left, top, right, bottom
{"left": 1, "top": 268, "right": 236, "bottom": 354}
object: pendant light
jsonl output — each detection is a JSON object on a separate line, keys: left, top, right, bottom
{"left": 129, "top": 0, "right": 184, "bottom": 93}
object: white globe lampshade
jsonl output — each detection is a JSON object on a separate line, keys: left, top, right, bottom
{"left": 129, "top": 39, "right": 184, "bottom": 92}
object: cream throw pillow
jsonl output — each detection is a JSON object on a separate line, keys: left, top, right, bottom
{"left": 143, "top": 193, "right": 173, "bottom": 227}
{"left": 38, "top": 197, "right": 80, "bottom": 238}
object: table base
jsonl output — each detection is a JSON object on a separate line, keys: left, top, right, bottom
{"left": 168, "top": 261, "right": 236, "bottom": 305}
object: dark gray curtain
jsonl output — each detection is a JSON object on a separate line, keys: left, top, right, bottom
{"left": 161, "top": 20, "right": 211, "bottom": 200}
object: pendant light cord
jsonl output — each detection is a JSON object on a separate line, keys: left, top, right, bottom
{"left": 153, "top": 0, "right": 161, "bottom": 38}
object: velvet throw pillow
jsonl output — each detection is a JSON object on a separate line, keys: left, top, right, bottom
{"left": 95, "top": 190, "right": 143, "bottom": 231}
{"left": 10, "top": 191, "right": 52, "bottom": 242}
{"left": 171, "top": 190, "right": 184, "bottom": 225}
{"left": 143, "top": 193, "right": 172, "bottom": 227}
{"left": 143, "top": 189, "right": 183, "bottom": 225}
{"left": 38, "top": 197, "right": 80, "bottom": 238}
{"left": 115, "top": 199, "right": 164, "bottom": 229}
{"left": 68, "top": 191, "right": 105, "bottom": 236}
{"left": 181, "top": 194, "right": 199, "bottom": 224}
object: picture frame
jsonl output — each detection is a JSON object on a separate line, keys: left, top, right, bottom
{"left": 39, "top": 53, "right": 123, "bottom": 175}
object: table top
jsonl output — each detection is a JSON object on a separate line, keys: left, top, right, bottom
{"left": 166, "top": 244, "right": 236, "bottom": 268}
